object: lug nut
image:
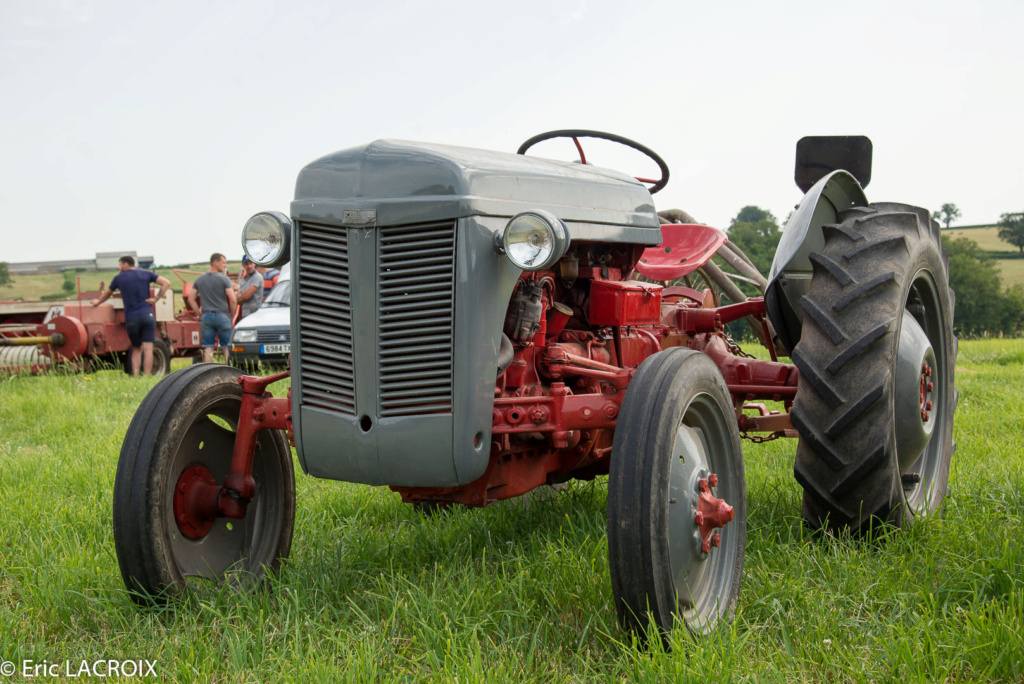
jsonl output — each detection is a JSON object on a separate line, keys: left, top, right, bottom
{"left": 921, "top": 410, "right": 930, "bottom": 422}
{"left": 711, "top": 533, "right": 721, "bottom": 548}
{"left": 926, "top": 382, "right": 934, "bottom": 393}
{"left": 694, "top": 511, "right": 705, "bottom": 526}
{"left": 708, "top": 473, "right": 719, "bottom": 487}
{"left": 698, "top": 478, "right": 709, "bottom": 493}
{"left": 701, "top": 539, "right": 711, "bottom": 554}
{"left": 925, "top": 400, "right": 933, "bottom": 411}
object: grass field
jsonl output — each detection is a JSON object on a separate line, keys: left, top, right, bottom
{"left": 0, "top": 263, "right": 245, "bottom": 305}
{"left": 942, "top": 226, "right": 1024, "bottom": 288}
{"left": 942, "top": 226, "right": 1017, "bottom": 253}
{"left": 996, "top": 258, "right": 1024, "bottom": 288}
{"left": 0, "top": 263, "right": 246, "bottom": 320}
{"left": 937, "top": 224, "right": 1019, "bottom": 288}
{"left": 1, "top": 340, "right": 1023, "bottom": 681}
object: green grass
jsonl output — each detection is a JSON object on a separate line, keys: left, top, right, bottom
{"left": 1, "top": 340, "right": 1023, "bottom": 681}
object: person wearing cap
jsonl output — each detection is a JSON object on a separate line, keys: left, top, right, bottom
{"left": 236, "top": 255, "right": 264, "bottom": 320}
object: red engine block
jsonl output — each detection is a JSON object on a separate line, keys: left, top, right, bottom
{"left": 392, "top": 267, "right": 799, "bottom": 508}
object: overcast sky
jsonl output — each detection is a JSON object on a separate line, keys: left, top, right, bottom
{"left": 2, "top": 0, "right": 1021, "bottom": 266}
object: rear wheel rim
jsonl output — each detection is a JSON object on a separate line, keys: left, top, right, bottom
{"left": 895, "top": 268, "right": 951, "bottom": 513}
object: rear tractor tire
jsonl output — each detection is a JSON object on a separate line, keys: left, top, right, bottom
{"left": 113, "top": 363, "right": 295, "bottom": 604}
{"left": 791, "top": 203, "right": 957, "bottom": 534}
{"left": 608, "top": 348, "right": 746, "bottom": 644}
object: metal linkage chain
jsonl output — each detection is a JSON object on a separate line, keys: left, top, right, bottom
{"left": 741, "top": 430, "right": 786, "bottom": 444}
{"left": 724, "top": 334, "right": 756, "bottom": 359}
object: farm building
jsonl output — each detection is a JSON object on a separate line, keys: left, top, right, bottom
{"left": 7, "top": 251, "right": 155, "bottom": 275}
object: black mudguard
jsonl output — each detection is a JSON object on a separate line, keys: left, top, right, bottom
{"left": 764, "top": 170, "right": 868, "bottom": 352}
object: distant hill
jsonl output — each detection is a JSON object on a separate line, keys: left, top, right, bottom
{"left": 941, "top": 225, "right": 1023, "bottom": 288}
{"left": 0, "top": 262, "right": 245, "bottom": 307}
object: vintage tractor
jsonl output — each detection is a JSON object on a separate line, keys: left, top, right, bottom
{"left": 112, "top": 132, "right": 956, "bottom": 643}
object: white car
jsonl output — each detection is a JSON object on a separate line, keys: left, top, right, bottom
{"left": 230, "top": 264, "right": 290, "bottom": 368}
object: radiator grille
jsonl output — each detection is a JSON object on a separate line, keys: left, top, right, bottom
{"left": 296, "top": 223, "right": 355, "bottom": 414}
{"left": 378, "top": 221, "right": 456, "bottom": 417}
{"left": 255, "top": 327, "right": 290, "bottom": 344}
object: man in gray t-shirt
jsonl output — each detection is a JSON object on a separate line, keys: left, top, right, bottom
{"left": 236, "top": 256, "right": 264, "bottom": 319}
{"left": 187, "top": 253, "right": 237, "bottom": 363}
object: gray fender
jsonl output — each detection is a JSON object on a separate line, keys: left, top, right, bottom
{"left": 765, "top": 170, "right": 868, "bottom": 352}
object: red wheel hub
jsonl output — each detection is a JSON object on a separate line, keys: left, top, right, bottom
{"left": 920, "top": 363, "right": 935, "bottom": 422}
{"left": 694, "top": 474, "right": 734, "bottom": 554}
{"left": 173, "top": 464, "right": 223, "bottom": 539}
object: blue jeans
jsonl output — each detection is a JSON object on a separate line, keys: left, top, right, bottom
{"left": 201, "top": 312, "right": 232, "bottom": 348}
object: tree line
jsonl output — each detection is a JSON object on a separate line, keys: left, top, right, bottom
{"left": 721, "top": 205, "right": 1024, "bottom": 338}
{"left": 932, "top": 203, "right": 1024, "bottom": 254}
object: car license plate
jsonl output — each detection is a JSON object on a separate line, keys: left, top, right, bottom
{"left": 261, "top": 344, "right": 290, "bottom": 355}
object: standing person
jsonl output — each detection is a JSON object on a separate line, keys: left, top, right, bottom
{"left": 187, "top": 253, "right": 237, "bottom": 363}
{"left": 90, "top": 256, "right": 171, "bottom": 377}
{"left": 256, "top": 265, "right": 280, "bottom": 301}
{"left": 236, "top": 256, "right": 264, "bottom": 319}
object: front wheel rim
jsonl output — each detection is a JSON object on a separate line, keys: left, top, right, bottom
{"left": 666, "top": 392, "right": 740, "bottom": 629}
{"left": 163, "top": 395, "right": 286, "bottom": 582}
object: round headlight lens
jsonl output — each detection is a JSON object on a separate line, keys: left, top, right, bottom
{"left": 242, "top": 211, "right": 292, "bottom": 267}
{"left": 502, "top": 210, "right": 570, "bottom": 271}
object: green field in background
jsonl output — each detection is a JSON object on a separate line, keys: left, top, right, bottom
{"left": 942, "top": 225, "right": 1024, "bottom": 288}
{"left": 0, "top": 262, "right": 244, "bottom": 302}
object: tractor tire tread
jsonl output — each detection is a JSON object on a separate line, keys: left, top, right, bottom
{"left": 791, "top": 203, "right": 957, "bottom": 534}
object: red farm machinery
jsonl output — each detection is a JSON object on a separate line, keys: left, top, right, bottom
{"left": 0, "top": 271, "right": 216, "bottom": 375}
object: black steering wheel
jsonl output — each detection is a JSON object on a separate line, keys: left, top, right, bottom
{"left": 517, "top": 129, "right": 670, "bottom": 194}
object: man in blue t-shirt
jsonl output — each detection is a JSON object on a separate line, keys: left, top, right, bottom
{"left": 91, "top": 255, "right": 171, "bottom": 377}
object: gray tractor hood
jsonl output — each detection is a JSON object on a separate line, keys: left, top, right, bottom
{"left": 291, "top": 139, "right": 662, "bottom": 236}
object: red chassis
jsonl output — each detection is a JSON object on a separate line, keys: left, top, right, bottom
{"left": 178, "top": 276, "right": 799, "bottom": 536}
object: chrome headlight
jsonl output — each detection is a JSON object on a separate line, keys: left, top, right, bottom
{"left": 232, "top": 329, "right": 258, "bottom": 343}
{"left": 498, "top": 210, "right": 570, "bottom": 271}
{"left": 242, "top": 211, "right": 292, "bottom": 268}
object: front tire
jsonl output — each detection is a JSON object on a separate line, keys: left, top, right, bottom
{"left": 791, "top": 203, "right": 957, "bottom": 534}
{"left": 113, "top": 363, "right": 295, "bottom": 604}
{"left": 608, "top": 348, "right": 746, "bottom": 644}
